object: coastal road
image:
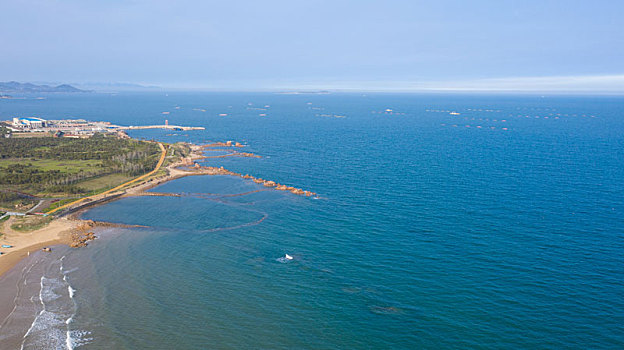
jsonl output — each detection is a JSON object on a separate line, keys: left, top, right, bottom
{"left": 47, "top": 142, "right": 167, "bottom": 215}
{"left": 26, "top": 200, "right": 45, "bottom": 214}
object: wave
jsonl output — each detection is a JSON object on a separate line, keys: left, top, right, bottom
{"left": 62, "top": 267, "right": 79, "bottom": 275}
{"left": 68, "top": 286, "right": 76, "bottom": 299}
{"left": 18, "top": 257, "right": 91, "bottom": 350}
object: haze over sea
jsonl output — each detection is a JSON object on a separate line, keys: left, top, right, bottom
{"left": 1, "top": 92, "right": 623, "bottom": 349}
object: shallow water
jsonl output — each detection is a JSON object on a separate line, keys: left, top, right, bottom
{"left": 1, "top": 92, "right": 623, "bottom": 349}
{"left": 0, "top": 247, "right": 92, "bottom": 350}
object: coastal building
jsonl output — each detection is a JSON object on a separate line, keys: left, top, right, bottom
{"left": 12, "top": 117, "right": 47, "bottom": 129}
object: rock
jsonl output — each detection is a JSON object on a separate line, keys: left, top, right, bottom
{"left": 263, "top": 181, "right": 276, "bottom": 187}
{"left": 238, "top": 152, "right": 261, "bottom": 158}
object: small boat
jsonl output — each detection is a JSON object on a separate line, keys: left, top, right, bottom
{"left": 285, "top": 254, "right": 293, "bottom": 260}
{"left": 1, "top": 245, "right": 12, "bottom": 248}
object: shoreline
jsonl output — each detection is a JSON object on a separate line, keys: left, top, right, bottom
{"left": 0, "top": 142, "right": 219, "bottom": 277}
{"left": 0, "top": 142, "right": 190, "bottom": 277}
{"left": 0, "top": 217, "right": 75, "bottom": 277}
{"left": 0, "top": 140, "right": 315, "bottom": 278}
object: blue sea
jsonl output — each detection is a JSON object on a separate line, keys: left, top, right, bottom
{"left": 0, "top": 92, "right": 623, "bottom": 349}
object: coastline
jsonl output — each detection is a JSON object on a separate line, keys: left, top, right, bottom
{"left": 0, "top": 142, "right": 204, "bottom": 278}
{"left": 0, "top": 140, "right": 315, "bottom": 278}
{"left": 0, "top": 217, "right": 75, "bottom": 277}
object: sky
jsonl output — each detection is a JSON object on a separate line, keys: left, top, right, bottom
{"left": 1, "top": 0, "right": 623, "bottom": 92}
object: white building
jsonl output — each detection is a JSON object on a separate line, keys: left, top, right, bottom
{"left": 12, "top": 117, "right": 47, "bottom": 129}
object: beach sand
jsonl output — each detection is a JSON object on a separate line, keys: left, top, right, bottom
{"left": 0, "top": 217, "right": 77, "bottom": 277}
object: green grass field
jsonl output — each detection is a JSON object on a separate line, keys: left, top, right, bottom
{"left": 0, "top": 158, "right": 102, "bottom": 174}
{"left": 0, "top": 136, "right": 164, "bottom": 209}
{"left": 10, "top": 216, "right": 53, "bottom": 232}
{"left": 76, "top": 173, "right": 134, "bottom": 192}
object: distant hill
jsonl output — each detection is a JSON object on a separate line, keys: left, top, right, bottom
{"left": 72, "top": 82, "right": 162, "bottom": 92}
{"left": 0, "top": 81, "right": 90, "bottom": 93}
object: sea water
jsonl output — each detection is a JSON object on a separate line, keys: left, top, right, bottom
{"left": 0, "top": 92, "right": 623, "bottom": 349}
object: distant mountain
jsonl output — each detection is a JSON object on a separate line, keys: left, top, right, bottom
{"left": 276, "top": 90, "right": 331, "bottom": 95}
{"left": 72, "top": 82, "right": 162, "bottom": 92}
{"left": 0, "top": 81, "right": 90, "bottom": 93}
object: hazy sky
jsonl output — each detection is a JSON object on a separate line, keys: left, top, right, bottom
{"left": 1, "top": 0, "right": 623, "bottom": 91}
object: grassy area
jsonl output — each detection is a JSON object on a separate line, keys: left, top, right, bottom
{"left": 0, "top": 135, "right": 161, "bottom": 197}
{"left": 76, "top": 173, "right": 134, "bottom": 192}
{"left": 0, "top": 139, "right": 175, "bottom": 215}
{"left": 44, "top": 198, "right": 80, "bottom": 213}
{"left": 0, "top": 216, "right": 7, "bottom": 239}
{"left": 11, "top": 132, "right": 51, "bottom": 138}
{"left": 0, "top": 158, "right": 101, "bottom": 173}
{"left": 0, "top": 197, "right": 37, "bottom": 212}
{"left": 10, "top": 216, "right": 53, "bottom": 232}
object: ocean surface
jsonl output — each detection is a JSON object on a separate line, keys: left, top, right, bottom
{"left": 0, "top": 92, "right": 623, "bottom": 349}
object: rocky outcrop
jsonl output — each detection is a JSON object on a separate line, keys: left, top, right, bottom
{"left": 68, "top": 221, "right": 98, "bottom": 248}
{"left": 203, "top": 140, "right": 242, "bottom": 148}
{"left": 290, "top": 188, "right": 304, "bottom": 195}
{"left": 70, "top": 231, "right": 96, "bottom": 248}
{"left": 237, "top": 152, "right": 261, "bottom": 158}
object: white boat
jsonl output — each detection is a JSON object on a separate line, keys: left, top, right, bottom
{"left": 285, "top": 254, "right": 293, "bottom": 260}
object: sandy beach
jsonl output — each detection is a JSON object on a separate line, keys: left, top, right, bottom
{"left": 0, "top": 217, "right": 79, "bottom": 277}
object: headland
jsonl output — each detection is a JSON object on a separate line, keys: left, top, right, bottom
{"left": 0, "top": 121, "right": 316, "bottom": 277}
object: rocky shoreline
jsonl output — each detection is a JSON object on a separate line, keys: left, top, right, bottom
{"left": 183, "top": 141, "right": 317, "bottom": 197}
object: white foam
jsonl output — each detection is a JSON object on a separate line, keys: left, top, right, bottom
{"left": 276, "top": 254, "right": 294, "bottom": 263}
{"left": 68, "top": 286, "right": 76, "bottom": 299}
{"left": 66, "top": 329, "right": 74, "bottom": 350}
{"left": 62, "top": 267, "right": 79, "bottom": 275}
{"left": 20, "top": 271, "right": 90, "bottom": 350}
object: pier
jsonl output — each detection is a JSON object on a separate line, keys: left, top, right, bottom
{"left": 117, "top": 125, "right": 205, "bottom": 131}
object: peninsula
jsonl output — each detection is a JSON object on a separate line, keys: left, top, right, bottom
{"left": 0, "top": 122, "right": 315, "bottom": 277}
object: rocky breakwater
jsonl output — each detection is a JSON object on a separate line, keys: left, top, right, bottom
{"left": 202, "top": 140, "right": 245, "bottom": 148}
{"left": 186, "top": 141, "right": 317, "bottom": 197}
{"left": 240, "top": 174, "right": 316, "bottom": 197}
{"left": 195, "top": 139, "right": 261, "bottom": 159}
{"left": 191, "top": 164, "right": 317, "bottom": 197}
{"left": 236, "top": 152, "right": 261, "bottom": 158}
{"left": 69, "top": 221, "right": 98, "bottom": 248}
